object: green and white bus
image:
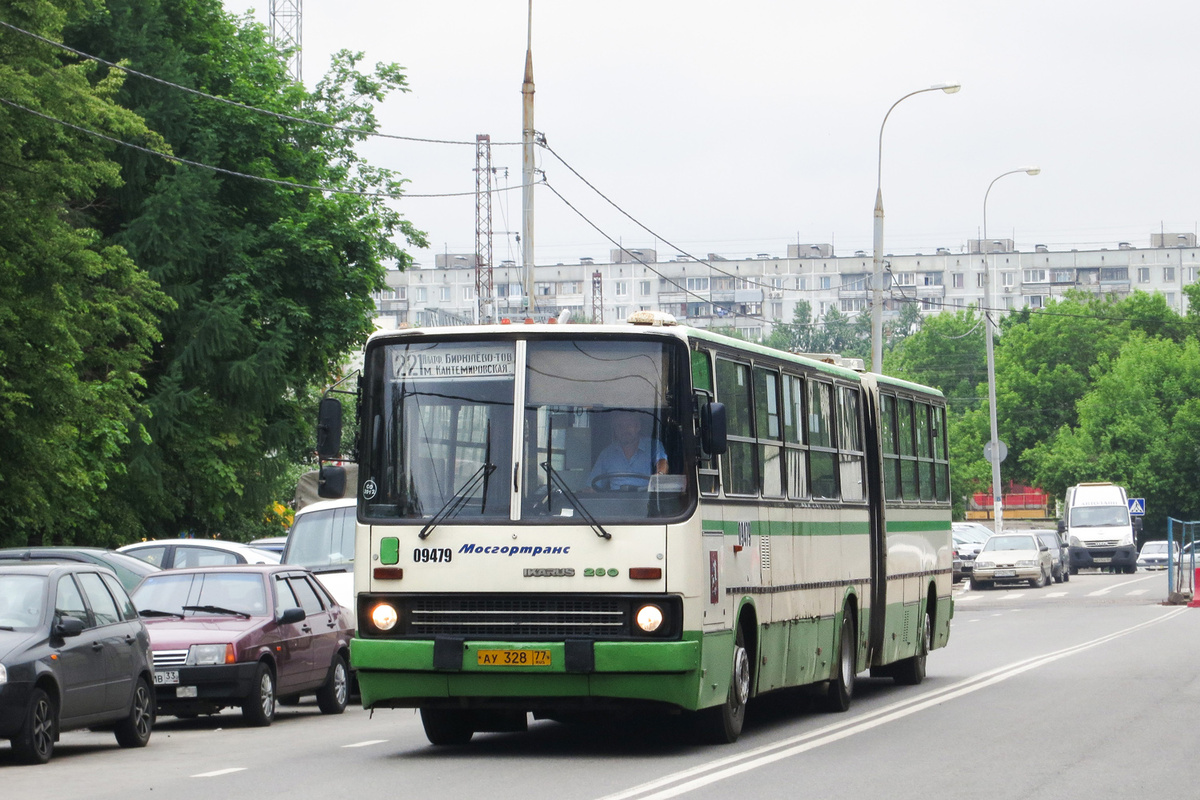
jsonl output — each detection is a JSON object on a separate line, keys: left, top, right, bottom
{"left": 316, "top": 312, "right": 953, "bottom": 745}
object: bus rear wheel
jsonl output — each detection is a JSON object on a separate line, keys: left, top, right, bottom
{"left": 697, "top": 625, "right": 750, "bottom": 743}
{"left": 822, "top": 609, "right": 856, "bottom": 712}
{"left": 421, "top": 708, "right": 474, "bottom": 746}
{"left": 892, "top": 609, "right": 930, "bottom": 686}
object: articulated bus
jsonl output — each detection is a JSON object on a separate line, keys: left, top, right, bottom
{"left": 316, "top": 312, "right": 953, "bottom": 745}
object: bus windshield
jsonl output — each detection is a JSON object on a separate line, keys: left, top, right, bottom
{"left": 360, "top": 335, "right": 691, "bottom": 524}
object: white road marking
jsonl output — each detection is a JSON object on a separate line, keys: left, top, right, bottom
{"left": 1128, "top": 589, "right": 1149, "bottom": 596}
{"left": 1045, "top": 592, "right": 1068, "bottom": 598}
{"left": 1087, "top": 573, "right": 1159, "bottom": 596}
{"left": 596, "top": 608, "right": 1188, "bottom": 800}
{"left": 342, "top": 739, "right": 388, "bottom": 748}
{"left": 192, "top": 768, "right": 247, "bottom": 778}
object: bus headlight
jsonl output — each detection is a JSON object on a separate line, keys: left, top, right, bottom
{"left": 635, "top": 604, "right": 664, "bottom": 633}
{"left": 371, "top": 603, "right": 399, "bottom": 631}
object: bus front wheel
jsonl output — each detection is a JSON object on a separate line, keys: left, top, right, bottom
{"left": 697, "top": 625, "right": 750, "bottom": 743}
{"left": 421, "top": 708, "right": 474, "bottom": 746}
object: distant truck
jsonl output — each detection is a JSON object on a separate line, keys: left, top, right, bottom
{"left": 1058, "top": 482, "right": 1141, "bottom": 574}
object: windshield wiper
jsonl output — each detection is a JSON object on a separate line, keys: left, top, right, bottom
{"left": 138, "top": 608, "right": 185, "bottom": 618}
{"left": 182, "top": 604, "right": 252, "bottom": 619}
{"left": 418, "top": 463, "right": 497, "bottom": 540}
{"left": 541, "top": 461, "right": 611, "bottom": 540}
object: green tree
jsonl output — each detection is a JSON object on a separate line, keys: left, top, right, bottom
{"left": 1024, "top": 334, "right": 1200, "bottom": 535}
{"left": 0, "top": 0, "right": 171, "bottom": 545}
{"left": 65, "top": 0, "right": 426, "bottom": 541}
{"left": 885, "top": 306, "right": 986, "bottom": 413}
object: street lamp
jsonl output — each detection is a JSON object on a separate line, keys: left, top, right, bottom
{"left": 982, "top": 166, "right": 1040, "bottom": 534}
{"left": 871, "top": 82, "right": 961, "bottom": 373}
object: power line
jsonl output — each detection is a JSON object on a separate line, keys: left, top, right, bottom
{"left": 0, "top": 95, "right": 531, "bottom": 199}
{"left": 0, "top": 18, "right": 522, "bottom": 147}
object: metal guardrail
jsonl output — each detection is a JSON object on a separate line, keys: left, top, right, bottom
{"left": 1167, "top": 518, "right": 1199, "bottom": 602}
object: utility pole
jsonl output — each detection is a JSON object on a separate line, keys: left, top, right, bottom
{"left": 520, "top": 0, "right": 536, "bottom": 318}
{"left": 591, "top": 270, "right": 604, "bottom": 324}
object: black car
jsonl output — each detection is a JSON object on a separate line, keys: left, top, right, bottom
{"left": 1032, "top": 529, "right": 1070, "bottom": 583}
{"left": 0, "top": 564, "right": 156, "bottom": 763}
{"left": 0, "top": 547, "right": 161, "bottom": 593}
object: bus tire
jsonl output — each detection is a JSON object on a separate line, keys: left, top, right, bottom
{"left": 697, "top": 624, "right": 750, "bottom": 743}
{"left": 892, "top": 609, "right": 930, "bottom": 686}
{"left": 822, "top": 608, "right": 856, "bottom": 712}
{"left": 421, "top": 708, "right": 474, "bottom": 746}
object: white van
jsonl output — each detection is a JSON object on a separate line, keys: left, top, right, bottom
{"left": 1059, "top": 482, "right": 1140, "bottom": 574}
{"left": 282, "top": 497, "right": 356, "bottom": 624}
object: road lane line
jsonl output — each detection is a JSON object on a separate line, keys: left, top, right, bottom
{"left": 596, "top": 607, "right": 1188, "bottom": 800}
{"left": 343, "top": 740, "right": 388, "bottom": 748}
{"left": 1088, "top": 573, "right": 1159, "bottom": 596}
{"left": 1128, "top": 589, "right": 1149, "bottom": 596}
{"left": 192, "top": 768, "right": 247, "bottom": 778}
{"left": 1045, "top": 592, "right": 1068, "bottom": 598}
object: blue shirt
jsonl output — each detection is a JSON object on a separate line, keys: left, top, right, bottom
{"left": 588, "top": 437, "right": 668, "bottom": 489}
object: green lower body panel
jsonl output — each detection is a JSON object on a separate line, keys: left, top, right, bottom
{"left": 352, "top": 634, "right": 705, "bottom": 711}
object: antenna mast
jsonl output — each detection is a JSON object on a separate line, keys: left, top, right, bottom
{"left": 475, "top": 135, "right": 495, "bottom": 323}
{"left": 269, "top": 0, "right": 302, "bottom": 82}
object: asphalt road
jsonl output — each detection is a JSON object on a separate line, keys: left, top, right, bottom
{"left": 4, "top": 569, "right": 1196, "bottom": 800}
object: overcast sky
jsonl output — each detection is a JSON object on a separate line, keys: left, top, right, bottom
{"left": 222, "top": 1, "right": 1200, "bottom": 268}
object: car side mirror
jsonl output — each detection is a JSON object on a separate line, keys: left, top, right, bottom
{"left": 54, "top": 616, "right": 86, "bottom": 638}
{"left": 700, "top": 402, "right": 728, "bottom": 456}
{"left": 278, "top": 607, "right": 306, "bottom": 625}
{"left": 1056, "top": 519, "right": 1066, "bottom": 534}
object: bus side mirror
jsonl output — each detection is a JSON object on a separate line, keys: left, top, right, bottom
{"left": 318, "top": 465, "right": 347, "bottom": 499}
{"left": 317, "top": 398, "right": 343, "bottom": 460}
{"left": 701, "top": 402, "right": 728, "bottom": 456}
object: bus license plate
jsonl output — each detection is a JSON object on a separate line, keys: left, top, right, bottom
{"left": 476, "top": 649, "right": 552, "bottom": 667}
{"left": 154, "top": 670, "right": 179, "bottom": 685}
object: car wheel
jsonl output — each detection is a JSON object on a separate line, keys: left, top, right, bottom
{"left": 114, "top": 676, "right": 155, "bottom": 748}
{"left": 821, "top": 607, "right": 856, "bottom": 712}
{"left": 1069, "top": 565, "right": 1078, "bottom": 576}
{"left": 12, "top": 687, "right": 56, "bottom": 764}
{"left": 241, "top": 661, "right": 276, "bottom": 726}
{"left": 420, "top": 708, "right": 474, "bottom": 745}
{"left": 1030, "top": 568, "right": 1047, "bottom": 589}
{"left": 892, "top": 608, "right": 930, "bottom": 686}
{"left": 696, "top": 623, "right": 751, "bottom": 742}
{"left": 1063, "top": 567, "right": 1070, "bottom": 582}
{"left": 316, "top": 654, "right": 349, "bottom": 715}
{"left": 970, "top": 577, "right": 990, "bottom": 591}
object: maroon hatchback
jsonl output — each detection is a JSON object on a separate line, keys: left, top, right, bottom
{"left": 131, "top": 565, "right": 353, "bottom": 725}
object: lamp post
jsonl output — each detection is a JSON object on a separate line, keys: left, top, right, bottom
{"left": 982, "top": 166, "right": 1040, "bottom": 533}
{"left": 871, "top": 83, "right": 961, "bottom": 373}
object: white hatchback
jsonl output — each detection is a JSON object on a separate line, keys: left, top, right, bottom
{"left": 117, "top": 538, "right": 281, "bottom": 569}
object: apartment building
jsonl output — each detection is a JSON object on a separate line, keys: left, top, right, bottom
{"left": 371, "top": 233, "right": 1199, "bottom": 339}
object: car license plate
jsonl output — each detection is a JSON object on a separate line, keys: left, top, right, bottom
{"left": 994, "top": 570, "right": 1017, "bottom": 578}
{"left": 154, "top": 670, "right": 179, "bottom": 685}
{"left": 476, "top": 649, "right": 552, "bottom": 667}
{"left": 1093, "top": 557, "right": 1112, "bottom": 564}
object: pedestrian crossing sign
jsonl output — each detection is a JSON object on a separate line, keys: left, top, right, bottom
{"left": 1128, "top": 497, "right": 1146, "bottom": 516}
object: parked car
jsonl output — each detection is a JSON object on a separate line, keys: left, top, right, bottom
{"left": 1031, "top": 529, "right": 1070, "bottom": 583}
{"left": 970, "top": 533, "right": 1054, "bottom": 590}
{"left": 0, "top": 547, "right": 161, "bottom": 592}
{"left": 1137, "top": 539, "right": 1180, "bottom": 570}
{"left": 248, "top": 536, "right": 288, "bottom": 555}
{"left": 0, "top": 563, "right": 155, "bottom": 764}
{"left": 953, "top": 545, "right": 965, "bottom": 583}
{"left": 952, "top": 522, "right": 992, "bottom": 576}
{"left": 131, "top": 565, "right": 352, "bottom": 726}
{"left": 118, "top": 538, "right": 281, "bottom": 569}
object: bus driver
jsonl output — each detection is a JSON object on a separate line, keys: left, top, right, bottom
{"left": 587, "top": 409, "right": 668, "bottom": 491}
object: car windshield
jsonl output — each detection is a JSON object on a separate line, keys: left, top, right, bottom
{"left": 0, "top": 574, "right": 47, "bottom": 630}
{"left": 133, "top": 572, "right": 268, "bottom": 617}
{"left": 982, "top": 535, "right": 1038, "bottom": 552}
{"left": 1141, "top": 541, "right": 1169, "bottom": 554}
{"left": 1035, "top": 533, "right": 1059, "bottom": 549}
{"left": 1070, "top": 505, "right": 1130, "bottom": 528}
{"left": 285, "top": 506, "right": 354, "bottom": 572}
{"left": 953, "top": 526, "right": 990, "bottom": 543}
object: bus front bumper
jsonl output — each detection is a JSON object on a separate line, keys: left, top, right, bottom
{"left": 350, "top": 635, "right": 703, "bottom": 710}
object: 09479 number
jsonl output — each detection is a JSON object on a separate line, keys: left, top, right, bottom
{"left": 413, "top": 548, "right": 452, "bottom": 564}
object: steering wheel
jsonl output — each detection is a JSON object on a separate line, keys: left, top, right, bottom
{"left": 590, "top": 472, "right": 651, "bottom": 491}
